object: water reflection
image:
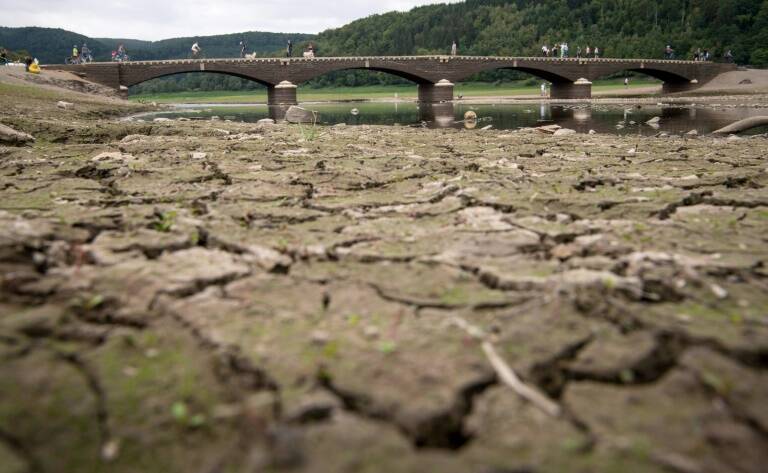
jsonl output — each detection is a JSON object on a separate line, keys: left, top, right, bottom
{"left": 418, "top": 102, "right": 455, "bottom": 127}
{"left": 143, "top": 101, "right": 768, "bottom": 136}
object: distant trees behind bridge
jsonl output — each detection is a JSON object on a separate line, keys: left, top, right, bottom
{"left": 3, "top": 0, "right": 767, "bottom": 93}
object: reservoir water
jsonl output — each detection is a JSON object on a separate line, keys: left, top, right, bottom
{"left": 134, "top": 101, "right": 768, "bottom": 135}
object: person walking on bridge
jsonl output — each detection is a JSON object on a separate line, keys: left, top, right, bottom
{"left": 81, "top": 43, "right": 91, "bottom": 63}
{"left": 451, "top": 41, "right": 457, "bottom": 56}
{"left": 286, "top": 40, "right": 293, "bottom": 58}
{"left": 239, "top": 40, "right": 247, "bottom": 58}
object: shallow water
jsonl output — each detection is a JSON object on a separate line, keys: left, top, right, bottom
{"left": 135, "top": 101, "right": 768, "bottom": 135}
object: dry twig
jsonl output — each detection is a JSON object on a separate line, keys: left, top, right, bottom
{"left": 452, "top": 316, "right": 561, "bottom": 417}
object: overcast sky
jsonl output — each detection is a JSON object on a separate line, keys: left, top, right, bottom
{"left": 2, "top": 0, "right": 459, "bottom": 40}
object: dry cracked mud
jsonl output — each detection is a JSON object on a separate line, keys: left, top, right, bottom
{"left": 1, "top": 79, "right": 768, "bottom": 473}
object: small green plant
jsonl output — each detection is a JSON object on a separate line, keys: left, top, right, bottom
{"left": 84, "top": 294, "right": 105, "bottom": 310}
{"left": 378, "top": 340, "right": 397, "bottom": 355}
{"left": 171, "top": 401, "right": 207, "bottom": 428}
{"left": 297, "top": 111, "right": 320, "bottom": 141}
{"left": 171, "top": 401, "right": 188, "bottom": 421}
{"left": 152, "top": 210, "right": 177, "bottom": 232}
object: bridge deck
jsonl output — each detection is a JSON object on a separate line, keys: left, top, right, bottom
{"left": 47, "top": 56, "right": 710, "bottom": 67}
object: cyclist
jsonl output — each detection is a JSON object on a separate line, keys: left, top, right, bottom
{"left": 72, "top": 45, "right": 79, "bottom": 62}
{"left": 191, "top": 42, "right": 201, "bottom": 58}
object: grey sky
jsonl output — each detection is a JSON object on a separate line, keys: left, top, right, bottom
{"left": 1, "top": 0, "right": 459, "bottom": 40}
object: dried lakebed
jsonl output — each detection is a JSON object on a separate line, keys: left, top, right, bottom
{"left": 1, "top": 115, "right": 768, "bottom": 472}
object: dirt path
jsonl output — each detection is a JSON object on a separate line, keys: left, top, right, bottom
{"left": 1, "top": 75, "right": 767, "bottom": 473}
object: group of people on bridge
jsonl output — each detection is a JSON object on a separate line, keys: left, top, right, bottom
{"left": 60, "top": 39, "right": 739, "bottom": 65}
{"left": 665, "top": 44, "right": 734, "bottom": 62}
{"left": 542, "top": 43, "right": 601, "bottom": 59}
{"left": 67, "top": 43, "right": 92, "bottom": 64}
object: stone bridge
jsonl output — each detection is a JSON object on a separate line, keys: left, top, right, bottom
{"left": 46, "top": 56, "right": 736, "bottom": 103}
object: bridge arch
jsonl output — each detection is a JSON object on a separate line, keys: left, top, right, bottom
{"left": 448, "top": 62, "right": 578, "bottom": 85}
{"left": 590, "top": 65, "right": 692, "bottom": 84}
{"left": 119, "top": 62, "right": 280, "bottom": 88}
{"left": 286, "top": 62, "right": 435, "bottom": 85}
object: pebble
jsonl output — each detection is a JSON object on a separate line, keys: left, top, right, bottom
{"left": 363, "top": 326, "right": 380, "bottom": 339}
{"left": 310, "top": 330, "right": 330, "bottom": 345}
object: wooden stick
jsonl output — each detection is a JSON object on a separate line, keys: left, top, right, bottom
{"left": 452, "top": 316, "right": 561, "bottom": 417}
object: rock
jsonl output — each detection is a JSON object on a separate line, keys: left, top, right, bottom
{"left": 190, "top": 152, "right": 207, "bottom": 160}
{"left": 242, "top": 244, "right": 292, "bottom": 272}
{"left": 56, "top": 101, "right": 74, "bottom": 110}
{"left": 685, "top": 129, "right": 699, "bottom": 136}
{"left": 256, "top": 118, "right": 276, "bottom": 127}
{"left": 0, "top": 123, "right": 34, "bottom": 145}
{"left": 480, "top": 125, "right": 493, "bottom": 131}
{"left": 153, "top": 117, "right": 172, "bottom": 123}
{"left": 646, "top": 116, "right": 661, "bottom": 125}
{"left": 536, "top": 124, "right": 561, "bottom": 134}
{"left": 553, "top": 128, "right": 577, "bottom": 136}
{"left": 285, "top": 106, "right": 318, "bottom": 124}
{"left": 588, "top": 129, "right": 596, "bottom": 135}
{"left": 710, "top": 283, "right": 729, "bottom": 300}
{"left": 727, "top": 134, "right": 742, "bottom": 142}
{"left": 120, "top": 134, "right": 147, "bottom": 143}
{"left": 739, "top": 79, "right": 753, "bottom": 85}
{"left": 464, "top": 111, "right": 477, "bottom": 120}
{"left": 363, "top": 326, "right": 380, "bottom": 340}
{"left": 91, "top": 152, "right": 136, "bottom": 163}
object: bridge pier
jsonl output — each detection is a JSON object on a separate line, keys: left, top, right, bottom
{"left": 418, "top": 79, "right": 454, "bottom": 103}
{"left": 267, "top": 81, "right": 298, "bottom": 106}
{"left": 550, "top": 78, "right": 592, "bottom": 100}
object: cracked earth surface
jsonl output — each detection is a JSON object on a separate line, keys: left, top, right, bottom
{"left": 1, "top": 82, "right": 768, "bottom": 473}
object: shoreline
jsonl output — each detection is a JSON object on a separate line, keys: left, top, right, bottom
{"left": 146, "top": 92, "right": 768, "bottom": 109}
